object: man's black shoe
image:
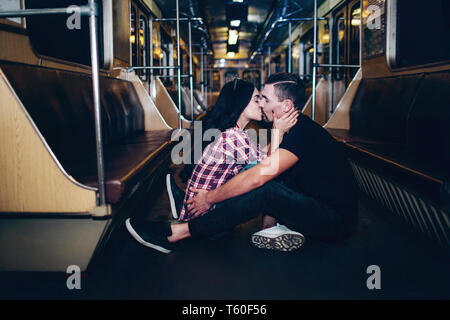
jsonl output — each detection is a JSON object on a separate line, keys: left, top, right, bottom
{"left": 166, "top": 174, "right": 185, "bottom": 220}
{"left": 125, "top": 218, "right": 176, "bottom": 254}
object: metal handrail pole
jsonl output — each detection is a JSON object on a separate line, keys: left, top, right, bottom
{"left": 278, "top": 17, "right": 327, "bottom": 23}
{"left": 312, "top": 0, "right": 318, "bottom": 121}
{"left": 128, "top": 66, "right": 180, "bottom": 70}
{"left": 188, "top": 20, "right": 194, "bottom": 121}
{"left": 154, "top": 17, "right": 202, "bottom": 22}
{"left": 288, "top": 21, "right": 292, "bottom": 73}
{"left": 0, "top": 7, "right": 91, "bottom": 18}
{"left": 176, "top": 0, "right": 182, "bottom": 129}
{"left": 149, "top": 17, "right": 153, "bottom": 73}
{"left": 316, "top": 64, "right": 360, "bottom": 68}
{"left": 156, "top": 74, "right": 190, "bottom": 78}
{"left": 88, "top": 0, "right": 106, "bottom": 205}
{"left": 260, "top": 53, "right": 264, "bottom": 88}
{"left": 200, "top": 47, "right": 204, "bottom": 100}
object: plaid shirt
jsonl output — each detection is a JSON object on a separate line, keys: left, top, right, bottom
{"left": 179, "top": 126, "right": 266, "bottom": 221}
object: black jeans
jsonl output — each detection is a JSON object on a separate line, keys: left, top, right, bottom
{"left": 188, "top": 180, "right": 351, "bottom": 242}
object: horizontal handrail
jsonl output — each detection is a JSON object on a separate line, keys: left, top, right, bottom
{"left": 315, "top": 64, "right": 361, "bottom": 68}
{"left": 0, "top": 6, "right": 94, "bottom": 18}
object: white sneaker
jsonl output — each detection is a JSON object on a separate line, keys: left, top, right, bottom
{"left": 251, "top": 224, "right": 305, "bottom": 251}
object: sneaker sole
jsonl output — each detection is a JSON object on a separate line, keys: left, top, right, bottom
{"left": 251, "top": 233, "right": 305, "bottom": 252}
{"left": 166, "top": 174, "right": 179, "bottom": 220}
{"left": 125, "top": 218, "right": 172, "bottom": 254}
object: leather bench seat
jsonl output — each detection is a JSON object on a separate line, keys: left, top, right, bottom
{"left": 1, "top": 60, "right": 174, "bottom": 206}
{"left": 66, "top": 130, "right": 174, "bottom": 204}
{"left": 327, "top": 70, "right": 450, "bottom": 207}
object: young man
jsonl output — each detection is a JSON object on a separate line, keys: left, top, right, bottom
{"left": 126, "top": 73, "right": 359, "bottom": 253}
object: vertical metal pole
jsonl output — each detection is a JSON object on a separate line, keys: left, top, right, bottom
{"left": 149, "top": 16, "right": 153, "bottom": 95}
{"left": 260, "top": 53, "right": 264, "bottom": 89}
{"left": 149, "top": 17, "right": 153, "bottom": 69}
{"left": 200, "top": 46, "right": 204, "bottom": 101}
{"left": 267, "top": 46, "right": 271, "bottom": 77}
{"left": 206, "top": 55, "right": 210, "bottom": 107}
{"left": 88, "top": 0, "right": 106, "bottom": 206}
{"left": 298, "top": 40, "right": 302, "bottom": 75}
{"left": 288, "top": 21, "right": 292, "bottom": 73}
{"left": 329, "top": 17, "right": 334, "bottom": 114}
{"left": 176, "top": 0, "right": 182, "bottom": 128}
{"left": 312, "top": 0, "right": 318, "bottom": 121}
{"left": 188, "top": 20, "right": 194, "bottom": 121}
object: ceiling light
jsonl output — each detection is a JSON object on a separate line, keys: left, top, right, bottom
{"left": 351, "top": 19, "right": 361, "bottom": 27}
{"left": 233, "top": 0, "right": 244, "bottom": 2}
{"left": 228, "top": 29, "right": 239, "bottom": 45}
{"left": 230, "top": 20, "right": 241, "bottom": 27}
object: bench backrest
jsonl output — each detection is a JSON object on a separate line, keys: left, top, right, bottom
{"left": 349, "top": 70, "right": 450, "bottom": 178}
{"left": 349, "top": 74, "right": 423, "bottom": 144}
{"left": 407, "top": 70, "right": 450, "bottom": 176}
{"left": 1, "top": 61, "right": 145, "bottom": 169}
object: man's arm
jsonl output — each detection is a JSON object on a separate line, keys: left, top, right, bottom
{"left": 186, "top": 148, "right": 299, "bottom": 216}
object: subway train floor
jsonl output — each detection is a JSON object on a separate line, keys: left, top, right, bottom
{"left": 1, "top": 168, "right": 449, "bottom": 300}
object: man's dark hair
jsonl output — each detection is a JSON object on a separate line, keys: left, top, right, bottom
{"left": 265, "top": 73, "right": 306, "bottom": 109}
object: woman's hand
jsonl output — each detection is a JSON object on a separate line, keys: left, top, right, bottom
{"left": 272, "top": 108, "right": 299, "bottom": 134}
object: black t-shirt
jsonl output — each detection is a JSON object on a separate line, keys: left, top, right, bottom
{"left": 278, "top": 113, "right": 358, "bottom": 223}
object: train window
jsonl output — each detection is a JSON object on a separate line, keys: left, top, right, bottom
{"left": 333, "top": 13, "right": 346, "bottom": 80}
{"left": 24, "top": 0, "right": 107, "bottom": 68}
{"left": 319, "top": 21, "right": 330, "bottom": 73}
{"left": 0, "top": 0, "right": 22, "bottom": 25}
{"left": 224, "top": 70, "right": 238, "bottom": 83}
{"left": 158, "top": 28, "right": 172, "bottom": 79}
{"left": 272, "top": 55, "right": 282, "bottom": 73}
{"left": 300, "top": 31, "right": 313, "bottom": 81}
{"left": 212, "top": 70, "right": 221, "bottom": 92}
{"left": 387, "top": 0, "right": 450, "bottom": 68}
{"left": 293, "top": 42, "right": 300, "bottom": 76}
{"left": 349, "top": 4, "right": 361, "bottom": 78}
{"left": 139, "top": 15, "right": 148, "bottom": 80}
{"left": 304, "top": 47, "right": 313, "bottom": 78}
{"left": 130, "top": 2, "right": 150, "bottom": 80}
{"left": 130, "top": 6, "right": 137, "bottom": 68}
{"left": 242, "top": 70, "right": 261, "bottom": 89}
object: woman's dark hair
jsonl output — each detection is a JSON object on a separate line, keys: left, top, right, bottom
{"left": 203, "top": 79, "right": 255, "bottom": 132}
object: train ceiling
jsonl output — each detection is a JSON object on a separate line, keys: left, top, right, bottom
{"left": 154, "top": 0, "right": 326, "bottom": 62}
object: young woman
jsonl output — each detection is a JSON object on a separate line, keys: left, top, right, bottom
{"left": 167, "top": 79, "right": 298, "bottom": 221}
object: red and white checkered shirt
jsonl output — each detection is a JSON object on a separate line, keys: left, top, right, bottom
{"left": 179, "top": 126, "right": 266, "bottom": 221}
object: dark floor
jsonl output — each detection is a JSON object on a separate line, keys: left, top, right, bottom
{"left": 1, "top": 168, "right": 449, "bottom": 300}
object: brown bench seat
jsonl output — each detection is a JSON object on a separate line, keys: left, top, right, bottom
{"left": 327, "top": 70, "right": 450, "bottom": 206}
{"left": 0, "top": 60, "right": 174, "bottom": 207}
{"left": 326, "top": 69, "right": 450, "bottom": 249}
{"left": 66, "top": 130, "right": 174, "bottom": 204}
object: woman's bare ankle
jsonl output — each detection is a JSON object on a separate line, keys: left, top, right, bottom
{"left": 168, "top": 222, "right": 191, "bottom": 242}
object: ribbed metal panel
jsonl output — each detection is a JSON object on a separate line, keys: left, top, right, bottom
{"left": 350, "top": 161, "right": 450, "bottom": 248}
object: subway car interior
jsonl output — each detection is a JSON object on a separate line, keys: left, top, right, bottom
{"left": 0, "top": 0, "right": 449, "bottom": 300}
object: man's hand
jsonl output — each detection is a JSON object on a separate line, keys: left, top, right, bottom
{"left": 185, "top": 187, "right": 213, "bottom": 217}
